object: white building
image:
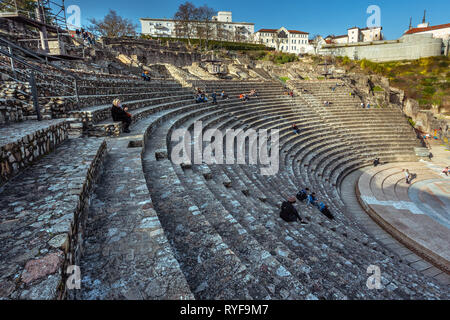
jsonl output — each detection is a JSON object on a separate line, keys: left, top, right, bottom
{"left": 326, "top": 26, "right": 383, "bottom": 44}
{"left": 140, "top": 11, "right": 255, "bottom": 43}
{"left": 255, "top": 27, "right": 310, "bottom": 54}
{"left": 404, "top": 22, "right": 450, "bottom": 41}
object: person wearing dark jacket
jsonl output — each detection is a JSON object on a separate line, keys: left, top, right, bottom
{"left": 111, "top": 99, "right": 131, "bottom": 133}
{"left": 280, "top": 197, "right": 303, "bottom": 223}
{"left": 319, "top": 202, "right": 334, "bottom": 220}
{"left": 296, "top": 188, "right": 309, "bottom": 202}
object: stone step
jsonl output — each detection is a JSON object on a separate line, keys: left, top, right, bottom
{"left": 0, "top": 120, "right": 69, "bottom": 186}
{"left": 78, "top": 136, "right": 193, "bottom": 300}
{"left": 0, "top": 137, "right": 107, "bottom": 299}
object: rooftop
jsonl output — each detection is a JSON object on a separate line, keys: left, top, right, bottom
{"left": 140, "top": 18, "right": 254, "bottom": 26}
{"left": 257, "top": 28, "right": 309, "bottom": 34}
{"left": 404, "top": 22, "right": 450, "bottom": 35}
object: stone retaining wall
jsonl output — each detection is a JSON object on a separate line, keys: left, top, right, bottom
{"left": 320, "top": 34, "right": 444, "bottom": 62}
{"left": 62, "top": 140, "right": 107, "bottom": 300}
{"left": 0, "top": 99, "right": 24, "bottom": 124}
{"left": 0, "top": 121, "right": 69, "bottom": 186}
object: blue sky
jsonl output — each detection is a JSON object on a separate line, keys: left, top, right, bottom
{"left": 66, "top": 0, "right": 450, "bottom": 40}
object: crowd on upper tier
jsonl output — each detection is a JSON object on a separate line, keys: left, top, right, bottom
{"left": 193, "top": 87, "right": 260, "bottom": 105}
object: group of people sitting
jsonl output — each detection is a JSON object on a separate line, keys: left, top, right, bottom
{"left": 194, "top": 88, "right": 232, "bottom": 104}
{"left": 284, "top": 91, "right": 295, "bottom": 98}
{"left": 194, "top": 88, "right": 209, "bottom": 103}
{"left": 361, "top": 102, "right": 371, "bottom": 109}
{"left": 239, "top": 89, "right": 259, "bottom": 103}
{"left": 280, "top": 187, "right": 334, "bottom": 223}
{"left": 74, "top": 28, "right": 96, "bottom": 46}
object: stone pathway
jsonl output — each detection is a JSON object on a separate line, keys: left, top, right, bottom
{"left": 0, "top": 120, "right": 66, "bottom": 146}
{"left": 0, "top": 137, "right": 106, "bottom": 299}
{"left": 77, "top": 136, "right": 193, "bottom": 300}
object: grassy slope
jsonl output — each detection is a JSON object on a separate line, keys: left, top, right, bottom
{"left": 335, "top": 56, "right": 450, "bottom": 110}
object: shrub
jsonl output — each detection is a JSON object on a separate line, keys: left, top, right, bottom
{"left": 373, "top": 86, "right": 384, "bottom": 92}
{"left": 408, "top": 118, "right": 416, "bottom": 127}
{"left": 279, "top": 77, "right": 290, "bottom": 83}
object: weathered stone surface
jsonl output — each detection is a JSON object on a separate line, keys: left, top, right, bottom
{"left": 21, "top": 252, "right": 64, "bottom": 284}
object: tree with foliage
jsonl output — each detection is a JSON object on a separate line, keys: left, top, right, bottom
{"left": 87, "top": 9, "right": 137, "bottom": 38}
{"left": 0, "top": 0, "right": 35, "bottom": 13}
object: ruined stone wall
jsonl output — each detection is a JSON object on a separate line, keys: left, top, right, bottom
{"left": 101, "top": 38, "right": 202, "bottom": 67}
{"left": 0, "top": 121, "right": 69, "bottom": 186}
{"left": 403, "top": 98, "right": 450, "bottom": 142}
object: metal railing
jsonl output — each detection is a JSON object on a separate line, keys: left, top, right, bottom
{"left": 0, "top": 36, "right": 81, "bottom": 120}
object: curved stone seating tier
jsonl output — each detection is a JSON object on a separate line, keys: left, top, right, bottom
{"left": 0, "top": 120, "right": 69, "bottom": 186}
{"left": 0, "top": 137, "right": 107, "bottom": 299}
{"left": 3, "top": 75, "right": 447, "bottom": 300}
{"left": 357, "top": 163, "right": 450, "bottom": 274}
{"left": 157, "top": 106, "right": 422, "bottom": 298}
{"left": 145, "top": 89, "right": 448, "bottom": 298}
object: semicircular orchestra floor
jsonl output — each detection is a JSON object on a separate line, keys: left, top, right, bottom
{"left": 357, "top": 162, "right": 450, "bottom": 273}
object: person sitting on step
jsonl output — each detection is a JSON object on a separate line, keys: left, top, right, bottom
{"left": 280, "top": 197, "right": 305, "bottom": 223}
{"left": 111, "top": 99, "right": 131, "bottom": 133}
{"left": 319, "top": 202, "right": 334, "bottom": 220}
{"left": 307, "top": 192, "right": 318, "bottom": 207}
{"left": 442, "top": 167, "right": 449, "bottom": 176}
{"left": 142, "top": 70, "right": 150, "bottom": 81}
{"left": 296, "top": 187, "right": 309, "bottom": 202}
{"left": 373, "top": 158, "right": 380, "bottom": 167}
{"left": 211, "top": 92, "right": 217, "bottom": 104}
{"left": 221, "top": 91, "right": 229, "bottom": 100}
{"left": 292, "top": 124, "right": 301, "bottom": 135}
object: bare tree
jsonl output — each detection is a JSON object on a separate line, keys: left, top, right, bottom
{"left": 311, "top": 34, "right": 323, "bottom": 54}
{"left": 88, "top": 9, "right": 137, "bottom": 38}
{"left": 194, "top": 5, "right": 215, "bottom": 50}
{"left": 174, "top": 1, "right": 196, "bottom": 44}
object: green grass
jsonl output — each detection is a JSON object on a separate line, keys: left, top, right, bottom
{"left": 373, "top": 86, "right": 384, "bottom": 92}
{"left": 250, "top": 51, "right": 299, "bottom": 65}
{"left": 408, "top": 118, "right": 416, "bottom": 127}
{"left": 335, "top": 56, "right": 450, "bottom": 110}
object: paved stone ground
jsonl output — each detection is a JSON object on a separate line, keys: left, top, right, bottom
{"left": 0, "top": 137, "right": 105, "bottom": 299}
{"left": 341, "top": 169, "right": 450, "bottom": 285}
{"left": 0, "top": 120, "right": 66, "bottom": 146}
{"left": 77, "top": 136, "right": 193, "bottom": 300}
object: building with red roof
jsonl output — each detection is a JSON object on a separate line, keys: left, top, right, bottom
{"left": 404, "top": 23, "right": 450, "bottom": 40}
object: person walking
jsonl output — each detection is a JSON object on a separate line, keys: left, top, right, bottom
{"left": 404, "top": 169, "right": 411, "bottom": 184}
